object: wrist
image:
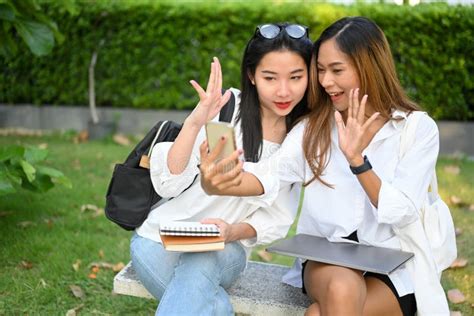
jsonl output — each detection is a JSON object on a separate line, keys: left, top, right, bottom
{"left": 349, "top": 155, "right": 372, "bottom": 175}
{"left": 183, "top": 117, "right": 203, "bottom": 132}
{"left": 227, "top": 224, "right": 238, "bottom": 242}
{"left": 348, "top": 155, "right": 364, "bottom": 167}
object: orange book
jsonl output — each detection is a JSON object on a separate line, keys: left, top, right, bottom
{"left": 160, "top": 234, "right": 225, "bottom": 252}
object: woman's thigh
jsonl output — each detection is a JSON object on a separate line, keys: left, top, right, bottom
{"left": 303, "top": 261, "right": 365, "bottom": 303}
{"left": 130, "top": 233, "right": 180, "bottom": 298}
{"left": 363, "top": 276, "right": 404, "bottom": 316}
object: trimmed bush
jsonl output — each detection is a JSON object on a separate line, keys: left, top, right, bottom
{"left": 1, "top": 2, "right": 472, "bottom": 120}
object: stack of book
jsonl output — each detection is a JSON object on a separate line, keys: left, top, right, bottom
{"left": 159, "top": 221, "right": 225, "bottom": 252}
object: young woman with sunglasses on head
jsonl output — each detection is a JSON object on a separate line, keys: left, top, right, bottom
{"left": 201, "top": 17, "right": 452, "bottom": 315}
{"left": 130, "top": 23, "right": 312, "bottom": 315}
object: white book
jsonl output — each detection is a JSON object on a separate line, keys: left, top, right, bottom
{"left": 159, "top": 221, "right": 220, "bottom": 236}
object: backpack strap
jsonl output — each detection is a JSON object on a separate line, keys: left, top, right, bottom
{"left": 218, "top": 89, "right": 236, "bottom": 123}
{"left": 399, "top": 111, "right": 424, "bottom": 159}
{"left": 399, "top": 111, "right": 438, "bottom": 214}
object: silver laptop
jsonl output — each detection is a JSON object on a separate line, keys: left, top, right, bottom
{"left": 266, "top": 234, "right": 414, "bottom": 275}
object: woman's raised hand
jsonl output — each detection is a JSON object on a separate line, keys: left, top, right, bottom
{"left": 199, "top": 138, "right": 243, "bottom": 195}
{"left": 334, "top": 88, "right": 379, "bottom": 166}
{"left": 188, "top": 57, "right": 232, "bottom": 128}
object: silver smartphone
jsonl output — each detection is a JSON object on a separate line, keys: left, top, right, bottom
{"left": 205, "top": 121, "right": 237, "bottom": 162}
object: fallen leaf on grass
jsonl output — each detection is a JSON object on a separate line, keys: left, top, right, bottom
{"left": 19, "top": 261, "right": 33, "bottom": 269}
{"left": 72, "top": 259, "right": 81, "bottom": 272}
{"left": 0, "top": 211, "right": 13, "bottom": 217}
{"left": 17, "top": 221, "right": 36, "bottom": 228}
{"left": 447, "top": 289, "right": 466, "bottom": 304}
{"left": 444, "top": 165, "right": 460, "bottom": 175}
{"left": 113, "top": 262, "right": 125, "bottom": 272}
{"left": 91, "top": 266, "right": 100, "bottom": 273}
{"left": 88, "top": 273, "right": 97, "bottom": 279}
{"left": 44, "top": 218, "right": 54, "bottom": 229}
{"left": 65, "top": 303, "right": 84, "bottom": 316}
{"left": 89, "top": 262, "right": 113, "bottom": 269}
{"left": 450, "top": 311, "right": 462, "bottom": 316}
{"left": 257, "top": 250, "right": 272, "bottom": 262}
{"left": 88, "top": 261, "right": 125, "bottom": 272}
{"left": 450, "top": 196, "right": 463, "bottom": 206}
{"left": 69, "top": 285, "right": 85, "bottom": 299}
{"left": 80, "top": 204, "right": 104, "bottom": 217}
{"left": 99, "top": 249, "right": 104, "bottom": 259}
{"left": 470, "top": 204, "right": 474, "bottom": 212}
{"left": 455, "top": 227, "right": 463, "bottom": 236}
{"left": 73, "top": 130, "right": 88, "bottom": 144}
{"left": 113, "top": 134, "right": 131, "bottom": 146}
{"left": 38, "top": 278, "right": 47, "bottom": 288}
{"left": 38, "top": 143, "right": 48, "bottom": 149}
{"left": 450, "top": 258, "right": 468, "bottom": 269}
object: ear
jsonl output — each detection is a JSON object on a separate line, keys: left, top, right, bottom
{"left": 247, "top": 70, "right": 255, "bottom": 85}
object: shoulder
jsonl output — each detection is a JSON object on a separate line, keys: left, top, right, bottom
{"left": 409, "top": 111, "right": 439, "bottom": 137}
{"left": 284, "top": 119, "right": 308, "bottom": 145}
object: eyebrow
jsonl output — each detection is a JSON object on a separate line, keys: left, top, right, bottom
{"left": 317, "top": 61, "right": 344, "bottom": 67}
{"left": 260, "top": 68, "right": 305, "bottom": 75}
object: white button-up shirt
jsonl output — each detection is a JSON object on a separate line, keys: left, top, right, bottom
{"left": 136, "top": 89, "right": 299, "bottom": 255}
{"left": 246, "top": 110, "right": 440, "bottom": 297}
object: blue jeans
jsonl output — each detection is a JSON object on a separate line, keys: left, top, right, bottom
{"left": 130, "top": 233, "right": 247, "bottom": 316}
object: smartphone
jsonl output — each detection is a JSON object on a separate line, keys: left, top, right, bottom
{"left": 205, "top": 121, "right": 237, "bottom": 163}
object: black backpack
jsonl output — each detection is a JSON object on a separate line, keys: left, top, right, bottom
{"left": 105, "top": 93, "right": 235, "bottom": 230}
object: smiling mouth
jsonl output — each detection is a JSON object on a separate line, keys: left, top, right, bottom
{"left": 328, "top": 92, "right": 343, "bottom": 97}
{"left": 275, "top": 102, "right": 291, "bottom": 109}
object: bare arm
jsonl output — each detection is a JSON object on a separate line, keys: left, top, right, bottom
{"left": 334, "top": 88, "right": 383, "bottom": 207}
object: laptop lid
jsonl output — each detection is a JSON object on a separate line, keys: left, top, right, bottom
{"left": 266, "top": 234, "right": 414, "bottom": 275}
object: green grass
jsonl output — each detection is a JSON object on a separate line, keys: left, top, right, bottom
{"left": 0, "top": 133, "right": 472, "bottom": 315}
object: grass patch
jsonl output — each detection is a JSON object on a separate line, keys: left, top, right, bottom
{"left": 0, "top": 134, "right": 472, "bottom": 314}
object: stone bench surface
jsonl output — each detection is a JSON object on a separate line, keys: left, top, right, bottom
{"left": 114, "top": 260, "right": 311, "bottom": 316}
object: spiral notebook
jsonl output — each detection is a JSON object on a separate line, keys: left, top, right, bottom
{"left": 159, "top": 221, "right": 221, "bottom": 236}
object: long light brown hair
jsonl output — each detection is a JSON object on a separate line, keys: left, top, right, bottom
{"left": 304, "top": 16, "right": 420, "bottom": 187}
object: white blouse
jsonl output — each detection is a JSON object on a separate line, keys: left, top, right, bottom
{"left": 245, "top": 110, "right": 440, "bottom": 297}
{"left": 136, "top": 88, "right": 299, "bottom": 255}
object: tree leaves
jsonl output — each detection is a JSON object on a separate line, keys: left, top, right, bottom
{"left": 0, "top": 0, "right": 65, "bottom": 58}
{"left": 0, "top": 144, "right": 71, "bottom": 196}
{"left": 13, "top": 18, "right": 54, "bottom": 56}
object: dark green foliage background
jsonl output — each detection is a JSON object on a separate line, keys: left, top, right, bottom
{"left": 1, "top": 2, "right": 472, "bottom": 120}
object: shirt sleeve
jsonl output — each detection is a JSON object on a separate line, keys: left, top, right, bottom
{"left": 240, "top": 184, "right": 300, "bottom": 247}
{"left": 149, "top": 137, "right": 202, "bottom": 198}
{"left": 377, "top": 114, "right": 439, "bottom": 227}
{"left": 243, "top": 123, "right": 306, "bottom": 208}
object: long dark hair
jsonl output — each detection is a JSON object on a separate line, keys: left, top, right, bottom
{"left": 304, "top": 16, "right": 420, "bottom": 186}
{"left": 237, "top": 22, "right": 313, "bottom": 162}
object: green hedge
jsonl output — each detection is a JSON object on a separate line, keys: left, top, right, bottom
{"left": 1, "top": 2, "right": 473, "bottom": 120}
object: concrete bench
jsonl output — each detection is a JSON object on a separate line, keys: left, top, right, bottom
{"left": 114, "top": 261, "right": 311, "bottom": 315}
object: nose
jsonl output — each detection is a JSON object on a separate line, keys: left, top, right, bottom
{"left": 276, "top": 80, "right": 290, "bottom": 98}
{"left": 319, "top": 72, "right": 333, "bottom": 89}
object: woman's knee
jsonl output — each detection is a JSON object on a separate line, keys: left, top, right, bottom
{"left": 305, "top": 263, "right": 365, "bottom": 308}
{"left": 325, "top": 275, "right": 362, "bottom": 302}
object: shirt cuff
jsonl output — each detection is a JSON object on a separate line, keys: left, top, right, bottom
{"left": 150, "top": 142, "right": 200, "bottom": 198}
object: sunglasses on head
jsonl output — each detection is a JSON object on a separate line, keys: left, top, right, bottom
{"left": 255, "top": 24, "right": 309, "bottom": 40}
